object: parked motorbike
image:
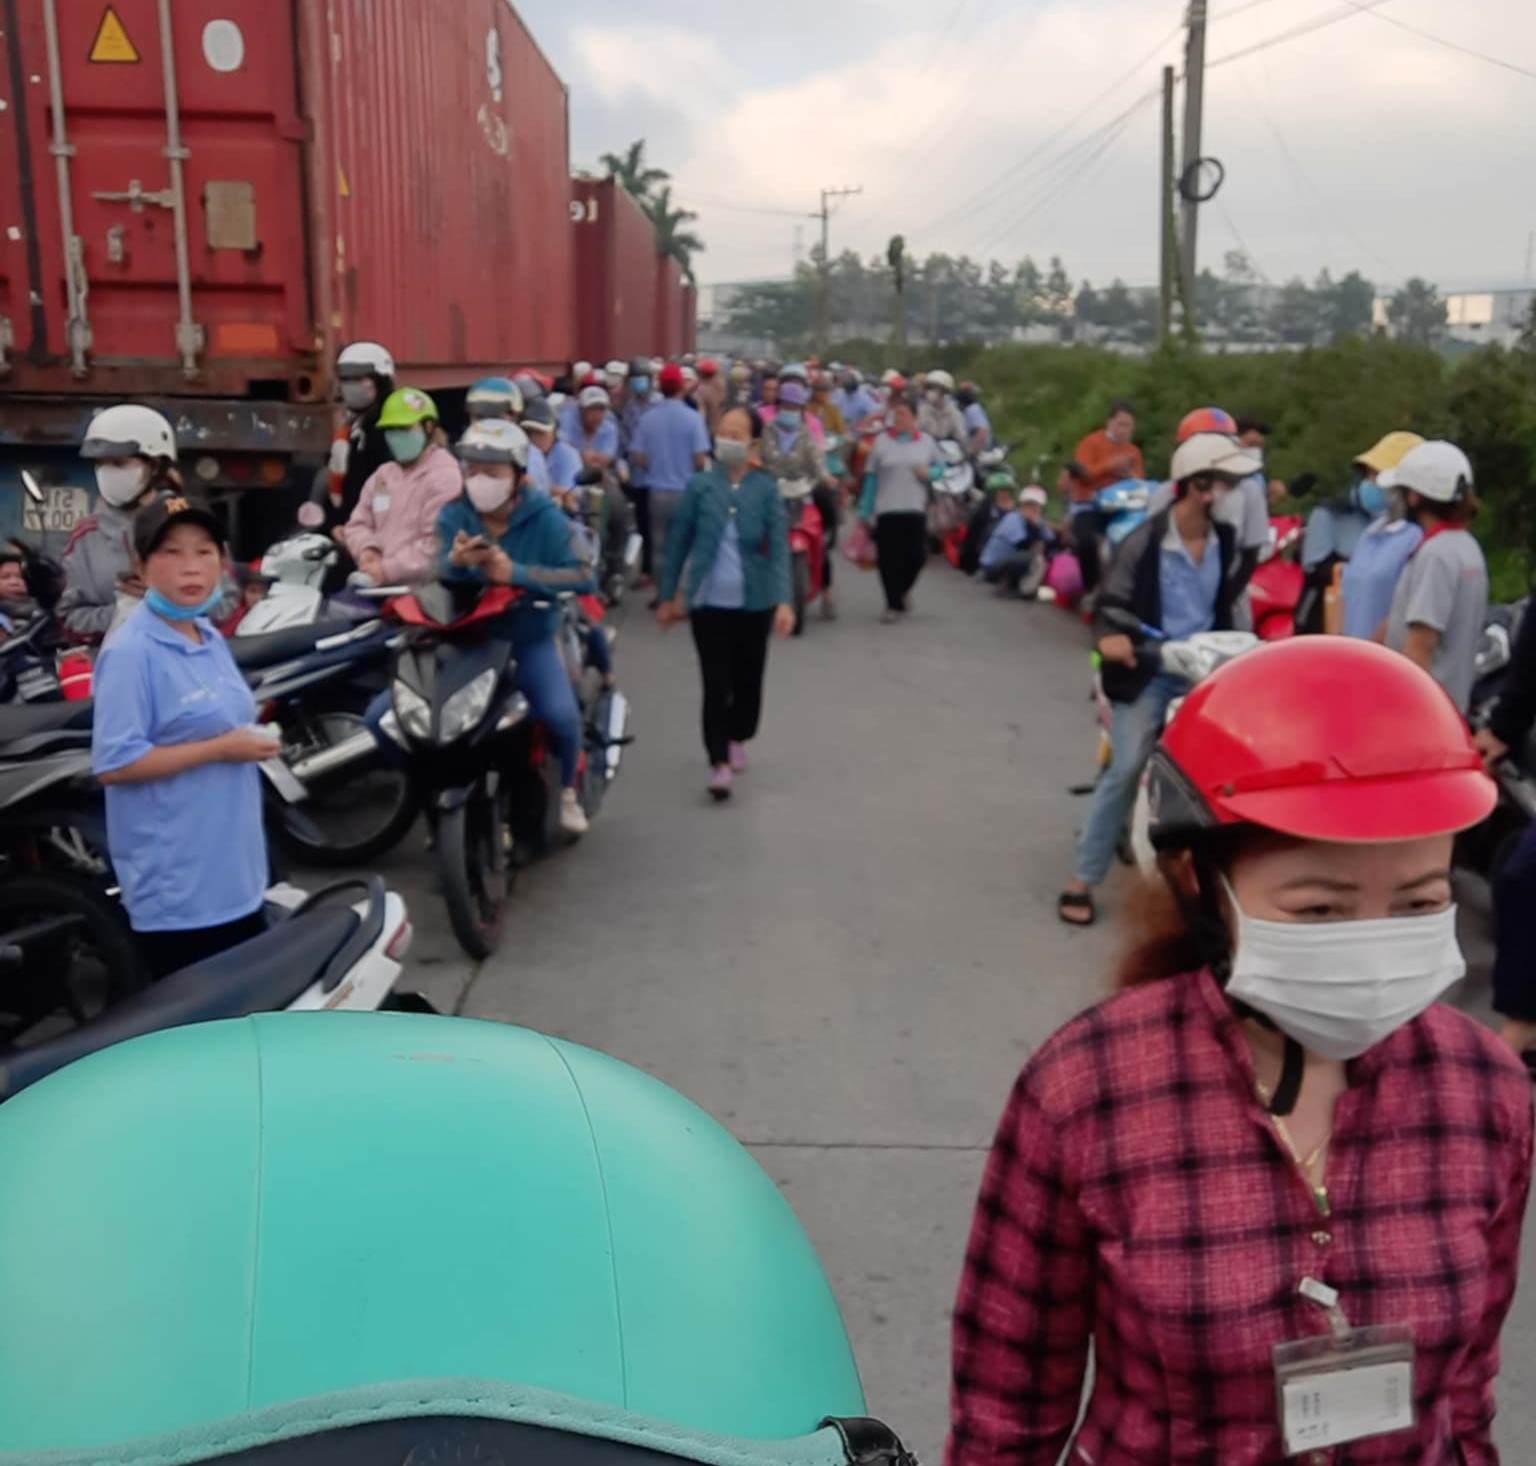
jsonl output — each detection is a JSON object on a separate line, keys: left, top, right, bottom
{"left": 1095, "top": 477, "right": 1154, "bottom": 553}
{"left": 782, "top": 479, "right": 827, "bottom": 636}
{"left": 1460, "top": 598, "right": 1531, "bottom": 883}
{"left": 1248, "top": 514, "right": 1305, "bottom": 640}
{"left": 0, "top": 876, "right": 413, "bottom": 1100}
{"left": 375, "top": 581, "right": 628, "bottom": 959}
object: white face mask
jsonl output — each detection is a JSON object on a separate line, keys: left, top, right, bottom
{"left": 95, "top": 462, "right": 149, "bottom": 508}
{"left": 466, "top": 472, "right": 514, "bottom": 513}
{"left": 340, "top": 379, "right": 377, "bottom": 412}
{"left": 1223, "top": 880, "right": 1464, "bottom": 1060}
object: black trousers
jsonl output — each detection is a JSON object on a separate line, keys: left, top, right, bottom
{"left": 1071, "top": 510, "right": 1107, "bottom": 595}
{"left": 875, "top": 512, "right": 928, "bottom": 611}
{"left": 690, "top": 609, "right": 773, "bottom": 766}
{"left": 984, "top": 545, "right": 1047, "bottom": 597}
{"left": 813, "top": 485, "right": 839, "bottom": 590}
{"left": 624, "top": 483, "right": 653, "bottom": 576}
{"left": 1494, "top": 820, "right": 1536, "bottom": 1021}
{"left": 137, "top": 910, "right": 267, "bottom": 982}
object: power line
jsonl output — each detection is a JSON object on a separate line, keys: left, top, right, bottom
{"left": 1203, "top": 0, "right": 1396, "bottom": 72}
{"left": 916, "top": 0, "right": 984, "bottom": 80}
{"left": 1335, "top": 0, "right": 1536, "bottom": 81}
{"left": 683, "top": 196, "right": 814, "bottom": 219}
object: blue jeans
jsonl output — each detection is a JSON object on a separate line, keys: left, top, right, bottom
{"left": 1075, "top": 672, "right": 1188, "bottom": 886}
{"left": 364, "top": 635, "right": 582, "bottom": 788}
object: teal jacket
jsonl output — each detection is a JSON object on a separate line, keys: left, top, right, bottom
{"left": 660, "top": 465, "right": 792, "bottom": 611}
{"left": 437, "top": 487, "right": 594, "bottom": 645}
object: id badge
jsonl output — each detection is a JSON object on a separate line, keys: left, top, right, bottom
{"left": 1274, "top": 1325, "right": 1415, "bottom": 1456}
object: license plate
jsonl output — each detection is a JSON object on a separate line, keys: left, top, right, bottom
{"left": 21, "top": 484, "right": 91, "bottom": 535}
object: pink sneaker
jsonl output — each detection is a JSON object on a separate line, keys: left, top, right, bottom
{"left": 708, "top": 765, "right": 733, "bottom": 802}
{"left": 728, "top": 741, "right": 748, "bottom": 774}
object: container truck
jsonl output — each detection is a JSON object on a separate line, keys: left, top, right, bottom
{"left": 0, "top": 0, "right": 574, "bottom": 556}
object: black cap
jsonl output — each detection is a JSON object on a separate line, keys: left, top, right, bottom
{"left": 132, "top": 493, "right": 226, "bottom": 561}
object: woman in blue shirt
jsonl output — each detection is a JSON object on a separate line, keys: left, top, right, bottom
{"left": 92, "top": 497, "right": 276, "bottom": 977}
{"left": 658, "top": 406, "right": 794, "bottom": 802}
{"left": 437, "top": 418, "right": 597, "bottom": 836}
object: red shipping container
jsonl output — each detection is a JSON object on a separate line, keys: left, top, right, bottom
{"left": 680, "top": 282, "right": 697, "bottom": 355}
{"left": 0, "top": 0, "right": 574, "bottom": 400}
{"left": 652, "top": 254, "right": 684, "bottom": 360}
{"left": 571, "top": 175, "right": 660, "bottom": 364}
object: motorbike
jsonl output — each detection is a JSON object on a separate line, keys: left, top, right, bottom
{"left": 1248, "top": 514, "right": 1305, "bottom": 640}
{"left": 375, "top": 581, "right": 629, "bottom": 959}
{"left": 1095, "top": 477, "right": 1154, "bottom": 553}
{"left": 0, "top": 875, "right": 413, "bottom": 1100}
{"left": 781, "top": 478, "right": 827, "bottom": 636}
{"left": 929, "top": 439, "right": 978, "bottom": 541}
{"left": 570, "top": 468, "right": 642, "bottom": 607}
{"left": 1459, "top": 599, "right": 1532, "bottom": 883}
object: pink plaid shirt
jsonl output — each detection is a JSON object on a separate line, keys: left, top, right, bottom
{"left": 947, "top": 969, "right": 1532, "bottom": 1466}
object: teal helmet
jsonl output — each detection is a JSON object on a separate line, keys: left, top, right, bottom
{"left": 467, "top": 375, "right": 524, "bottom": 421}
{"left": 0, "top": 1014, "right": 896, "bottom": 1466}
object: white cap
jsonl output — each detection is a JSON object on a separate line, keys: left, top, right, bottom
{"left": 604, "top": 359, "right": 629, "bottom": 379}
{"left": 573, "top": 360, "right": 593, "bottom": 380}
{"left": 1020, "top": 485, "right": 1049, "bottom": 507}
{"left": 927, "top": 369, "right": 955, "bottom": 392}
{"left": 1170, "top": 432, "right": 1263, "bottom": 483}
{"left": 1377, "top": 440, "right": 1473, "bottom": 504}
{"left": 579, "top": 385, "right": 611, "bottom": 409}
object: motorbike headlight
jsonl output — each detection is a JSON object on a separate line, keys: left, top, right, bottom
{"left": 439, "top": 669, "right": 499, "bottom": 744}
{"left": 391, "top": 681, "right": 432, "bottom": 742}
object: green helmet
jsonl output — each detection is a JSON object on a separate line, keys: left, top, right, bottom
{"left": 0, "top": 1014, "right": 884, "bottom": 1465}
{"left": 376, "top": 386, "right": 439, "bottom": 429}
{"left": 985, "top": 469, "right": 1018, "bottom": 493}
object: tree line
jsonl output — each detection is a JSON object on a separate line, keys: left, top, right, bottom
{"left": 719, "top": 243, "right": 1455, "bottom": 352}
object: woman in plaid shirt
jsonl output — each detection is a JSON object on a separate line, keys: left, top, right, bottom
{"left": 949, "top": 639, "right": 1532, "bottom": 1466}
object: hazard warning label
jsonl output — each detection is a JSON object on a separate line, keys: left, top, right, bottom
{"left": 89, "top": 6, "right": 140, "bottom": 64}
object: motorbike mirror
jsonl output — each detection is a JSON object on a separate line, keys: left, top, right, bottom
{"left": 296, "top": 501, "right": 327, "bottom": 530}
{"left": 19, "top": 470, "right": 44, "bottom": 505}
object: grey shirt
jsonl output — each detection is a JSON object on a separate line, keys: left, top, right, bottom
{"left": 1385, "top": 528, "right": 1488, "bottom": 711}
{"left": 57, "top": 500, "right": 138, "bottom": 640}
{"left": 865, "top": 432, "right": 939, "bottom": 517}
{"left": 918, "top": 396, "right": 968, "bottom": 444}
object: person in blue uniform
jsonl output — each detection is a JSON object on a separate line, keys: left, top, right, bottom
{"left": 92, "top": 496, "right": 276, "bottom": 978}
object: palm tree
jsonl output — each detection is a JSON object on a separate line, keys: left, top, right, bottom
{"left": 599, "top": 139, "right": 669, "bottom": 205}
{"left": 647, "top": 186, "right": 705, "bottom": 282}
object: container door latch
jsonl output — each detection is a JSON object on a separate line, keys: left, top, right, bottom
{"left": 91, "top": 179, "right": 176, "bottom": 212}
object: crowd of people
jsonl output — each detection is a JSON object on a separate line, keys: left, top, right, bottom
{"left": 40, "top": 339, "right": 1536, "bottom": 1464}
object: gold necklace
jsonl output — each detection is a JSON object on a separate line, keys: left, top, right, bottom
{"left": 1255, "top": 1079, "right": 1333, "bottom": 1211}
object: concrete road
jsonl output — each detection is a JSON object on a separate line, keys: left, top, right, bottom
{"left": 336, "top": 563, "right": 1536, "bottom": 1464}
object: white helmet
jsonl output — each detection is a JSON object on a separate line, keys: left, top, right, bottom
{"left": 337, "top": 340, "right": 396, "bottom": 381}
{"left": 604, "top": 358, "right": 629, "bottom": 381}
{"left": 880, "top": 368, "right": 903, "bottom": 387}
{"left": 457, "top": 418, "right": 530, "bottom": 469}
{"left": 81, "top": 404, "right": 178, "bottom": 463}
{"left": 573, "top": 360, "right": 593, "bottom": 382}
{"left": 927, "top": 369, "right": 956, "bottom": 393}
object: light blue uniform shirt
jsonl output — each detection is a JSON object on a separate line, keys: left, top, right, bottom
{"left": 1340, "top": 517, "right": 1424, "bottom": 638}
{"left": 836, "top": 386, "right": 879, "bottom": 426}
{"left": 631, "top": 397, "right": 710, "bottom": 492}
{"left": 542, "top": 440, "right": 582, "bottom": 492}
{"left": 964, "top": 401, "right": 993, "bottom": 447}
{"left": 557, "top": 397, "right": 581, "bottom": 444}
{"left": 569, "top": 414, "right": 620, "bottom": 458}
{"left": 526, "top": 443, "right": 550, "bottom": 493}
{"left": 1159, "top": 520, "right": 1222, "bottom": 639}
{"left": 91, "top": 604, "right": 267, "bottom": 932}
{"left": 696, "top": 516, "right": 746, "bottom": 609}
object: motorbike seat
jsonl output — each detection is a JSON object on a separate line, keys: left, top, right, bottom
{"left": 230, "top": 619, "right": 359, "bottom": 670}
{"left": 0, "top": 698, "right": 94, "bottom": 747}
{"left": 0, "top": 904, "right": 360, "bottom": 1100}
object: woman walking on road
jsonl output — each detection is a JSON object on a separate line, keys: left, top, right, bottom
{"left": 659, "top": 406, "right": 794, "bottom": 802}
{"left": 948, "top": 639, "right": 1531, "bottom": 1466}
{"left": 858, "top": 392, "right": 941, "bottom": 624}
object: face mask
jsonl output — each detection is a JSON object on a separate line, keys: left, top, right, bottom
{"left": 95, "top": 463, "right": 149, "bottom": 508}
{"left": 630, "top": 376, "right": 651, "bottom": 396}
{"left": 145, "top": 585, "right": 224, "bottom": 622}
{"left": 466, "top": 472, "right": 514, "bottom": 513}
{"left": 926, "top": 388, "right": 943, "bottom": 404}
{"left": 340, "top": 379, "right": 377, "bottom": 412}
{"left": 715, "top": 438, "right": 750, "bottom": 468}
{"left": 1223, "top": 879, "right": 1464, "bottom": 1061}
{"left": 385, "top": 427, "right": 427, "bottom": 464}
{"left": 1358, "top": 478, "right": 1388, "bottom": 516}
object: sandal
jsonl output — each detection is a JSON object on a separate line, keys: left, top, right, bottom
{"left": 1057, "top": 890, "right": 1096, "bottom": 927}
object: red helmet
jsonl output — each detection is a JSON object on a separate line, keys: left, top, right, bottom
{"left": 1147, "top": 639, "right": 1493, "bottom": 849}
{"left": 698, "top": 357, "right": 719, "bottom": 377}
{"left": 1176, "top": 406, "right": 1237, "bottom": 444}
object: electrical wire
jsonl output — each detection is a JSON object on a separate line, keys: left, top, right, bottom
{"left": 682, "top": 196, "right": 814, "bottom": 219}
{"left": 1203, "top": 0, "right": 1396, "bottom": 73}
{"left": 916, "top": 0, "right": 984, "bottom": 81}
{"left": 1334, "top": 0, "right": 1536, "bottom": 81}
{"left": 1213, "top": 198, "right": 1271, "bottom": 282}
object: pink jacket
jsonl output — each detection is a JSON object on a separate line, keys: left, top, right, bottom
{"left": 340, "top": 445, "right": 464, "bottom": 584}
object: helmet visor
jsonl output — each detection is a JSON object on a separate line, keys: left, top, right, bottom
{"left": 80, "top": 435, "right": 148, "bottom": 461}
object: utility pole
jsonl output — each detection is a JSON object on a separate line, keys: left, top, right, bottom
{"left": 814, "top": 185, "right": 862, "bottom": 353}
{"left": 1179, "top": 0, "right": 1208, "bottom": 323}
{"left": 1159, "top": 65, "right": 1176, "bottom": 344}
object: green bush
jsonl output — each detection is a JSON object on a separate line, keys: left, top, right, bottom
{"left": 878, "top": 336, "right": 1536, "bottom": 600}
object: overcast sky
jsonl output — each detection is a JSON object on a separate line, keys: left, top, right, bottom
{"left": 515, "top": 0, "right": 1535, "bottom": 294}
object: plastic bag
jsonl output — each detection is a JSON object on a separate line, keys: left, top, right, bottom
{"left": 842, "top": 518, "right": 878, "bottom": 571}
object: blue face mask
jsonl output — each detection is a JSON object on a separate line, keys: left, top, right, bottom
{"left": 1358, "top": 477, "right": 1388, "bottom": 516}
{"left": 385, "top": 427, "right": 427, "bottom": 464}
{"left": 145, "top": 585, "right": 223, "bottom": 621}
{"left": 630, "top": 376, "right": 651, "bottom": 396}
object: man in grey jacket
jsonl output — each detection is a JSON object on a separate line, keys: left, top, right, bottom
{"left": 917, "top": 369, "right": 969, "bottom": 444}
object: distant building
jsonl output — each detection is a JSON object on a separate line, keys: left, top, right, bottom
{"left": 1373, "top": 285, "right": 1535, "bottom": 346}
